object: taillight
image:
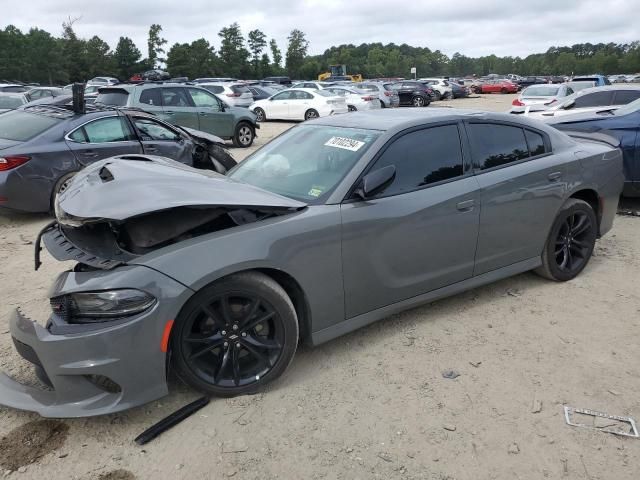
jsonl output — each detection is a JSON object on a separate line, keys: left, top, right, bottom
{"left": 0, "top": 155, "right": 30, "bottom": 171}
{"left": 512, "top": 98, "right": 524, "bottom": 106}
{"left": 226, "top": 93, "right": 241, "bottom": 97}
{"left": 361, "top": 96, "right": 375, "bottom": 101}
{"left": 384, "top": 91, "right": 393, "bottom": 96}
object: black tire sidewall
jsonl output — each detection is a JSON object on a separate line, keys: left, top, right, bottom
{"left": 233, "top": 122, "right": 254, "bottom": 148}
{"left": 171, "top": 272, "right": 299, "bottom": 397}
{"left": 304, "top": 109, "right": 318, "bottom": 120}
{"left": 254, "top": 108, "right": 265, "bottom": 122}
{"left": 543, "top": 200, "right": 597, "bottom": 281}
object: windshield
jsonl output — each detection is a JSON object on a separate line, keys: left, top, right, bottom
{"left": 613, "top": 98, "right": 640, "bottom": 116}
{"left": 95, "top": 90, "right": 129, "bottom": 106}
{"left": 0, "top": 110, "right": 62, "bottom": 141}
{"left": 0, "top": 96, "right": 25, "bottom": 109}
{"left": 228, "top": 125, "right": 381, "bottom": 202}
{"left": 523, "top": 86, "right": 559, "bottom": 97}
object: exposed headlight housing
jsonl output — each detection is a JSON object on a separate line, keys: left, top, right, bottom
{"left": 51, "top": 289, "right": 156, "bottom": 323}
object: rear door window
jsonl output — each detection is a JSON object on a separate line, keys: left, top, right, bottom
{"left": 525, "top": 130, "right": 547, "bottom": 157}
{"left": 139, "top": 88, "right": 163, "bottom": 106}
{"left": 468, "top": 123, "right": 530, "bottom": 170}
{"left": 370, "top": 124, "right": 465, "bottom": 196}
{"left": 70, "top": 117, "right": 135, "bottom": 143}
{"left": 0, "top": 110, "right": 62, "bottom": 141}
{"left": 203, "top": 85, "right": 224, "bottom": 94}
{"left": 161, "top": 88, "right": 193, "bottom": 107}
{"left": 573, "top": 91, "right": 614, "bottom": 108}
{"left": 612, "top": 90, "right": 640, "bottom": 105}
{"left": 231, "top": 85, "right": 251, "bottom": 94}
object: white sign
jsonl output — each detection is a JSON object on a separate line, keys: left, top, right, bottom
{"left": 410, "top": 67, "right": 417, "bottom": 74}
{"left": 324, "top": 136, "right": 365, "bottom": 152}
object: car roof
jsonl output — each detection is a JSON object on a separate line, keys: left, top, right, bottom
{"left": 0, "top": 92, "right": 26, "bottom": 98}
{"left": 311, "top": 107, "right": 559, "bottom": 132}
{"left": 571, "top": 84, "right": 640, "bottom": 95}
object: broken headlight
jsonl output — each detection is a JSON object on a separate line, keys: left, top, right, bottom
{"left": 51, "top": 289, "right": 156, "bottom": 323}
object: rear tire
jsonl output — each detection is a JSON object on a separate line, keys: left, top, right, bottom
{"left": 379, "top": 99, "right": 386, "bottom": 108}
{"left": 232, "top": 122, "right": 254, "bottom": 148}
{"left": 501, "top": 88, "right": 508, "bottom": 94}
{"left": 412, "top": 96, "right": 425, "bottom": 107}
{"left": 51, "top": 172, "right": 77, "bottom": 210}
{"left": 304, "top": 109, "right": 319, "bottom": 121}
{"left": 348, "top": 105, "right": 357, "bottom": 112}
{"left": 433, "top": 91, "right": 441, "bottom": 101}
{"left": 535, "top": 199, "right": 598, "bottom": 282}
{"left": 171, "top": 272, "right": 299, "bottom": 397}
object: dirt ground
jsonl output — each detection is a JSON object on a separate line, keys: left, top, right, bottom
{"left": 1, "top": 94, "right": 639, "bottom": 480}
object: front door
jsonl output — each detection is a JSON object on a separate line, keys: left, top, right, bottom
{"left": 267, "top": 91, "right": 294, "bottom": 119}
{"left": 341, "top": 124, "right": 480, "bottom": 318}
{"left": 188, "top": 88, "right": 234, "bottom": 138}
{"left": 65, "top": 116, "right": 143, "bottom": 165}
{"left": 128, "top": 115, "right": 193, "bottom": 165}
{"left": 465, "top": 121, "right": 568, "bottom": 275}
{"left": 159, "top": 87, "right": 199, "bottom": 129}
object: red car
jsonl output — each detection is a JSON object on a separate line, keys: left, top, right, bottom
{"left": 480, "top": 80, "right": 518, "bottom": 94}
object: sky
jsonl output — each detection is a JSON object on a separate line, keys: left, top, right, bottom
{"left": 3, "top": 0, "right": 639, "bottom": 59}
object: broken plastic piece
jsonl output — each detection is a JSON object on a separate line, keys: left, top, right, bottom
{"left": 564, "top": 406, "right": 639, "bottom": 438}
{"left": 134, "top": 396, "right": 210, "bottom": 445}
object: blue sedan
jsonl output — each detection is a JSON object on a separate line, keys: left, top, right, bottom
{"left": 548, "top": 99, "right": 640, "bottom": 197}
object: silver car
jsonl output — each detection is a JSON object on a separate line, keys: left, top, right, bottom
{"left": 198, "top": 83, "right": 254, "bottom": 108}
{"left": 323, "top": 86, "right": 381, "bottom": 111}
{"left": 0, "top": 109, "right": 623, "bottom": 417}
{"left": 527, "top": 85, "right": 640, "bottom": 119}
{"left": 510, "top": 83, "right": 574, "bottom": 113}
{"left": 357, "top": 82, "right": 400, "bottom": 108}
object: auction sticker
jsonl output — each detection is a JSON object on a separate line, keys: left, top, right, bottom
{"left": 324, "top": 136, "right": 365, "bottom": 152}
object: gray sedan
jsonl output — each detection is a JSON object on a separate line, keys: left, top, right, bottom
{"left": 0, "top": 109, "right": 623, "bottom": 417}
{"left": 0, "top": 106, "right": 236, "bottom": 212}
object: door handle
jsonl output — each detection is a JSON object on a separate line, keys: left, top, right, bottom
{"left": 456, "top": 199, "right": 475, "bottom": 211}
{"left": 81, "top": 151, "right": 99, "bottom": 158}
{"left": 165, "top": 110, "right": 175, "bottom": 115}
{"left": 548, "top": 171, "right": 562, "bottom": 182}
{"left": 146, "top": 144, "right": 158, "bottom": 153}
{"left": 199, "top": 112, "right": 208, "bottom": 116}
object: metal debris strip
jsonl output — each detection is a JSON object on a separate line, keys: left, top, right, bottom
{"left": 564, "top": 406, "right": 639, "bottom": 438}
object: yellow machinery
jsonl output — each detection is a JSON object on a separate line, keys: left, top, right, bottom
{"left": 318, "top": 64, "right": 363, "bottom": 82}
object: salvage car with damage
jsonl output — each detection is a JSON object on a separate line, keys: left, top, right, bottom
{"left": 0, "top": 109, "right": 624, "bottom": 417}
{"left": 0, "top": 105, "right": 236, "bottom": 213}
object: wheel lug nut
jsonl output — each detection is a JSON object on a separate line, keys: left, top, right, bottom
{"left": 236, "top": 343, "right": 241, "bottom": 348}
{"left": 242, "top": 332, "right": 247, "bottom": 337}
{"left": 232, "top": 324, "right": 238, "bottom": 331}
{"left": 221, "top": 330, "right": 227, "bottom": 335}
{"left": 223, "top": 341, "right": 228, "bottom": 347}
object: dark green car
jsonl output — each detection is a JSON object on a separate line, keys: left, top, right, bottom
{"left": 95, "top": 83, "right": 259, "bottom": 147}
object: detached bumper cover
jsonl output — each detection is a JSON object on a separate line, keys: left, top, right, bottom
{"left": 0, "top": 266, "right": 192, "bottom": 418}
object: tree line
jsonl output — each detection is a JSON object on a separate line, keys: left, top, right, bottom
{"left": 1, "top": 21, "right": 639, "bottom": 85}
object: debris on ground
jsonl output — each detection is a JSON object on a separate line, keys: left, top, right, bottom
{"left": 377, "top": 452, "right": 393, "bottom": 463}
{"left": 134, "top": 396, "right": 209, "bottom": 445}
{"left": 442, "top": 370, "right": 461, "bottom": 379}
{"left": 443, "top": 424, "right": 457, "bottom": 432}
{"left": 508, "top": 443, "right": 520, "bottom": 454}
{"left": 563, "top": 406, "right": 639, "bottom": 438}
{"left": 531, "top": 396, "right": 543, "bottom": 414}
{"left": 222, "top": 439, "right": 248, "bottom": 453}
{"left": 469, "top": 361, "right": 482, "bottom": 368}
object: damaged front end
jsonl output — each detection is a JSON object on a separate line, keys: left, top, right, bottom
{"left": 3, "top": 155, "right": 305, "bottom": 417}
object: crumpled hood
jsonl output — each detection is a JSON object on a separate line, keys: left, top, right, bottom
{"left": 56, "top": 155, "right": 306, "bottom": 222}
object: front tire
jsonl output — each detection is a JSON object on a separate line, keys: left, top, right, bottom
{"left": 535, "top": 199, "right": 598, "bottom": 282}
{"left": 254, "top": 108, "right": 266, "bottom": 122}
{"left": 51, "top": 172, "right": 77, "bottom": 210}
{"left": 348, "top": 105, "right": 357, "bottom": 112}
{"left": 379, "top": 99, "right": 386, "bottom": 108}
{"left": 412, "top": 96, "right": 425, "bottom": 107}
{"left": 232, "top": 122, "right": 255, "bottom": 148}
{"left": 171, "top": 272, "right": 299, "bottom": 397}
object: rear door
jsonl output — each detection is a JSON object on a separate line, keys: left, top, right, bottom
{"left": 187, "top": 88, "right": 234, "bottom": 137}
{"left": 465, "top": 122, "right": 568, "bottom": 275}
{"left": 128, "top": 115, "right": 193, "bottom": 165}
{"left": 159, "top": 87, "right": 199, "bottom": 129}
{"left": 65, "top": 116, "right": 142, "bottom": 165}
{"left": 341, "top": 123, "right": 480, "bottom": 318}
{"left": 288, "top": 90, "right": 315, "bottom": 119}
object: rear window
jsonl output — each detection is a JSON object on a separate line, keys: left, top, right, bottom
{"left": 382, "top": 84, "right": 395, "bottom": 91}
{"left": 231, "top": 85, "right": 251, "bottom": 94}
{"left": 0, "top": 96, "right": 25, "bottom": 109}
{"left": 0, "top": 110, "right": 62, "bottom": 141}
{"left": 523, "top": 86, "right": 559, "bottom": 97}
{"left": 202, "top": 85, "right": 224, "bottom": 94}
{"left": 612, "top": 90, "right": 640, "bottom": 105}
{"left": 468, "top": 124, "right": 531, "bottom": 170}
{"left": 96, "top": 90, "right": 129, "bottom": 106}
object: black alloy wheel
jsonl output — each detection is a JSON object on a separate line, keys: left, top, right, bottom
{"left": 348, "top": 105, "right": 357, "bottom": 112}
{"left": 536, "top": 199, "right": 597, "bottom": 281}
{"left": 172, "top": 272, "right": 298, "bottom": 396}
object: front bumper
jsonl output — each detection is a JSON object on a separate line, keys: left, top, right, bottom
{"left": 0, "top": 265, "right": 192, "bottom": 418}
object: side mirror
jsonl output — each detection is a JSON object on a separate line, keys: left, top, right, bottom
{"left": 562, "top": 99, "right": 575, "bottom": 110}
{"left": 354, "top": 165, "right": 396, "bottom": 200}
